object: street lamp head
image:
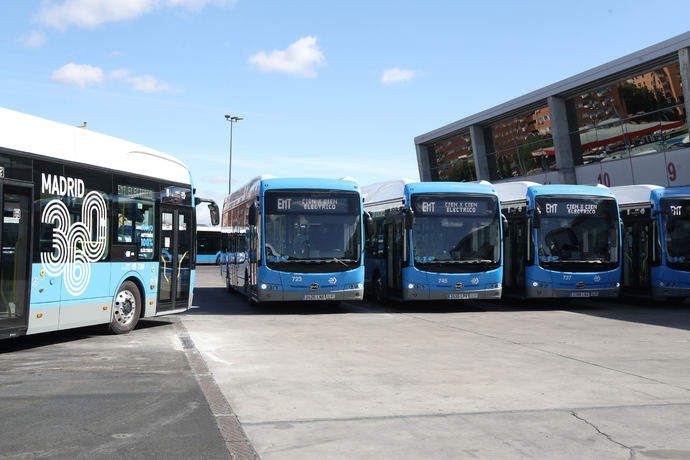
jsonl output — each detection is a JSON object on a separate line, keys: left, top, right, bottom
{"left": 225, "top": 114, "right": 231, "bottom": 120}
{"left": 225, "top": 115, "right": 243, "bottom": 122}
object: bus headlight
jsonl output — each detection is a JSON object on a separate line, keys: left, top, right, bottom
{"left": 532, "top": 281, "right": 539, "bottom": 287}
{"left": 616, "top": 282, "right": 620, "bottom": 288}
{"left": 408, "top": 283, "right": 414, "bottom": 289}
{"left": 260, "top": 283, "right": 268, "bottom": 290}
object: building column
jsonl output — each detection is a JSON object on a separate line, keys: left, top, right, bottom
{"left": 547, "top": 95, "right": 577, "bottom": 184}
{"left": 680, "top": 47, "right": 690, "bottom": 130}
{"left": 415, "top": 143, "right": 433, "bottom": 181}
{"left": 469, "top": 125, "right": 490, "bottom": 180}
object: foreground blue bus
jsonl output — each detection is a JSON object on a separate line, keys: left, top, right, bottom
{"left": 362, "top": 180, "right": 503, "bottom": 301}
{"left": 495, "top": 182, "right": 621, "bottom": 298}
{"left": 613, "top": 185, "right": 690, "bottom": 299}
{"left": 0, "top": 107, "right": 218, "bottom": 340}
{"left": 221, "top": 176, "right": 364, "bottom": 303}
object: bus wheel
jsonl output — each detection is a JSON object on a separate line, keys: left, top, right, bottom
{"left": 109, "top": 281, "right": 142, "bottom": 334}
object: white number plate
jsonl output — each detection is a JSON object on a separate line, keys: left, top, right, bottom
{"left": 570, "top": 291, "right": 599, "bottom": 297}
{"left": 447, "top": 293, "right": 479, "bottom": 300}
{"left": 303, "top": 293, "right": 336, "bottom": 301}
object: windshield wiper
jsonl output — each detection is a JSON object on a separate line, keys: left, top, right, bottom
{"left": 333, "top": 257, "right": 351, "bottom": 268}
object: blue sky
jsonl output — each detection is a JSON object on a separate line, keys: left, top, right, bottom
{"left": 1, "top": 1, "right": 689, "bottom": 223}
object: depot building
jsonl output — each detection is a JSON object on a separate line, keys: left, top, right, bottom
{"left": 415, "top": 31, "right": 690, "bottom": 187}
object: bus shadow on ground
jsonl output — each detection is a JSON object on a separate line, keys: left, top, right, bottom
{"left": 571, "top": 297, "right": 690, "bottom": 331}
{"left": 1, "top": 319, "right": 172, "bottom": 353}
{"left": 188, "top": 286, "right": 690, "bottom": 330}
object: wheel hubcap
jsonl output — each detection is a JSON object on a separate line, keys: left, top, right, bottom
{"left": 114, "top": 290, "right": 136, "bottom": 326}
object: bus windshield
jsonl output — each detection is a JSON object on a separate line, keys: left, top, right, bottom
{"left": 536, "top": 196, "right": 619, "bottom": 271}
{"left": 660, "top": 198, "right": 690, "bottom": 270}
{"left": 263, "top": 190, "right": 361, "bottom": 272}
{"left": 411, "top": 194, "right": 500, "bottom": 272}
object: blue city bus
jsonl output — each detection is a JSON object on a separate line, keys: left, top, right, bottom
{"left": 221, "top": 176, "right": 364, "bottom": 303}
{"left": 0, "top": 107, "right": 218, "bottom": 340}
{"left": 362, "top": 180, "right": 504, "bottom": 301}
{"left": 613, "top": 185, "right": 690, "bottom": 299}
{"left": 196, "top": 225, "right": 226, "bottom": 264}
{"left": 495, "top": 181, "right": 621, "bottom": 298}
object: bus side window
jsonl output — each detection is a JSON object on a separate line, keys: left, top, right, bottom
{"left": 115, "top": 183, "right": 156, "bottom": 260}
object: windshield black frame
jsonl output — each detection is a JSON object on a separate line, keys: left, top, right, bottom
{"left": 660, "top": 198, "right": 690, "bottom": 271}
{"left": 535, "top": 195, "right": 620, "bottom": 272}
{"left": 263, "top": 189, "right": 362, "bottom": 273}
{"left": 410, "top": 193, "right": 501, "bottom": 274}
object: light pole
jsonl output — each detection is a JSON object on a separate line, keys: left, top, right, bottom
{"left": 225, "top": 114, "right": 243, "bottom": 195}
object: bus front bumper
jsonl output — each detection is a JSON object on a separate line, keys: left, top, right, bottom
{"left": 257, "top": 288, "right": 364, "bottom": 302}
{"left": 403, "top": 287, "right": 502, "bottom": 301}
{"left": 525, "top": 286, "right": 619, "bottom": 298}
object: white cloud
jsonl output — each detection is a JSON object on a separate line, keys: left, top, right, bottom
{"left": 36, "top": 0, "right": 228, "bottom": 30}
{"left": 381, "top": 67, "right": 416, "bottom": 84}
{"left": 17, "top": 30, "right": 46, "bottom": 49}
{"left": 248, "top": 36, "right": 325, "bottom": 78}
{"left": 109, "top": 68, "right": 177, "bottom": 93}
{"left": 50, "top": 64, "right": 176, "bottom": 92}
{"left": 51, "top": 63, "right": 105, "bottom": 88}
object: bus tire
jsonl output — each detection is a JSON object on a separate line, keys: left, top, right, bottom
{"left": 109, "top": 281, "right": 142, "bottom": 334}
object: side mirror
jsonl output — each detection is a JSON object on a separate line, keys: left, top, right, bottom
{"left": 194, "top": 197, "right": 220, "bottom": 226}
{"left": 208, "top": 203, "right": 220, "bottom": 226}
{"left": 532, "top": 207, "right": 541, "bottom": 229}
{"left": 404, "top": 209, "right": 415, "bottom": 230}
{"left": 248, "top": 203, "right": 257, "bottom": 226}
{"left": 364, "top": 211, "right": 374, "bottom": 238}
{"left": 501, "top": 213, "right": 509, "bottom": 238}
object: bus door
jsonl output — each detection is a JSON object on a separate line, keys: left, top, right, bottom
{"left": 505, "top": 217, "right": 526, "bottom": 292}
{"left": 158, "top": 207, "right": 193, "bottom": 312}
{"left": 0, "top": 181, "right": 32, "bottom": 337}
{"left": 384, "top": 218, "right": 403, "bottom": 295}
{"left": 623, "top": 218, "right": 651, "bottom": 294}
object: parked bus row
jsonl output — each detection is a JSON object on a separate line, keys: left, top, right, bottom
{"left": 218, "top": 176, "right": 690, "bottom": 305}
{"left": 0, "top": 107, "right": 219, "bottom": 340}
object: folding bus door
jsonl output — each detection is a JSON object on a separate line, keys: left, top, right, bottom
{"left": 384, "top": 220, "right": 403, "bottom": 296}
{"left": 158, "top": 207, "right": 193, "bottom": 312}
{"left": 0, "top": 181, "right": 32, "bottom": 338}
{"left": 623, "top": 219, "right": 651, "bottom": 294}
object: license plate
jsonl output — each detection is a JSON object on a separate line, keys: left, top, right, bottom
{"left": 570, "top": 291, "right": 599, "bottom": 297}
{"left": 447, "top": 293, "right": 479, "bottom": 300}
{"left": 303, "top": 293, "right": 336, "bottom": 301}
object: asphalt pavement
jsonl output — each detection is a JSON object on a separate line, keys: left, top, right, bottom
{"left": 3, "top": 265, "right": 690, "bottom": 459}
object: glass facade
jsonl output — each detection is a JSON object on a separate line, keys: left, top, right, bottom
{"left": 430, "top": 131, "right": 476, "bottom": 181}
{"left": 488, "top": 106, "right": 556, "bottom": 179}
{"left": 568, "top": 62, "right": 688, "bottom": 164}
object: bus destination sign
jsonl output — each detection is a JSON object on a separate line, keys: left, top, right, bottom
{"left": 536, "top": 198, "right": 619, "bottom": 219}
{"left": 266, "top": 192, "right": 356, "bottom": 214}
{"left": 412, "top": 196, "right": 496, "bottom": 216}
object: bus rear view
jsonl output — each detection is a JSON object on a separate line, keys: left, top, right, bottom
{"left": 496, "top": 182, "right": 621, "bottom": 298}
{"left": 363, "top": 181, "right": 503, "bottom": 301}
